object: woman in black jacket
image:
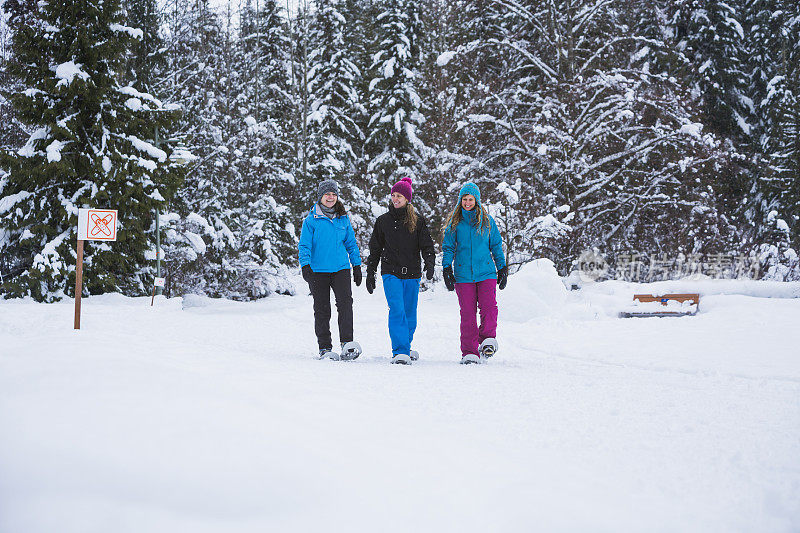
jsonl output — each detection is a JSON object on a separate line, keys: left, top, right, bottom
{"left": 366, "top": 178, "right": 436, "bottom": 364}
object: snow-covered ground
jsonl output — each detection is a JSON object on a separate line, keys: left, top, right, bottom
{"left": 1, "top": 260, "right": 799, "bottom": 532}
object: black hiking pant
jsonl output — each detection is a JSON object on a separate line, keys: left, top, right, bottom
{"left": 309, "top": 268, "right": 353, "bottom": 350}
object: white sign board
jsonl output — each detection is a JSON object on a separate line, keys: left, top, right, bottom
{"left": 77, "top": 209, "right": 118, "bottom": 241}
{"left": 154, "top": 277, "right": 166, "bottom": 287}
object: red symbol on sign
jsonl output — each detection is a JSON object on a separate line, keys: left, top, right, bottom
{"left": 90, "top": 213, "right": 114, "bottom": 238}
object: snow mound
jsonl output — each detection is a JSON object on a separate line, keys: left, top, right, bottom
{"left": 581, "top": 279, "right": 800, "bottom": 299}
{"left": 500, "top": 258, "right": 567, "bottom": 322}
{"left": 181, "top": 293, "right": 214, "bottom": 309}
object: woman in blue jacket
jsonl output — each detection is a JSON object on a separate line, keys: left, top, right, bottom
{"left": 441, "top": 182, "right": 507, "bottom": 364}
{"left": 298, "top": 180, "right": 363, "bottom": 360}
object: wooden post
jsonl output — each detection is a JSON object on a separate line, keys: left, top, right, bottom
{"left": 151, "top": 284, "right": 156, "bottom": 306}
{"left": 74, "top": 239, "right": 84, "bottom": 330}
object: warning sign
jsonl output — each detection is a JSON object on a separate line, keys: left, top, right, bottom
{"left": 77, "top": 209, "right": 118, "bottom": 241}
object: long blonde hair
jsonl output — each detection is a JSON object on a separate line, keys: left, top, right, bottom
{"left": 444, "top": 202, "right": 490, "bottom": 237}
{"left": 405, "top": 203, "right": 418, "bottom": 233}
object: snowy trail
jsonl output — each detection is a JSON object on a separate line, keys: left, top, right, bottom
{"left": 1, "top": 267, "right": 799, "bottom": 532}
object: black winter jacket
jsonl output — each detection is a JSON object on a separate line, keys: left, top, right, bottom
{"left": 367, "top": 205, "right": 436, "bottom": 279}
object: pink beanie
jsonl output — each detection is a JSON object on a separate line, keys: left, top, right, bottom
{"left": 391, "top": 177, "right": 413, "bottom": 202}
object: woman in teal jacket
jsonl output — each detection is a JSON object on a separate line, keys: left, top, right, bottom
{"left": 441, "top": 182, "right": 507, "bottom": 364}
{"left": 298, "top": 180, "right": 362, "bottom": 360}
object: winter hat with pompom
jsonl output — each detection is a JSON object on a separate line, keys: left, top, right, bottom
{"left": 459, "top": 181, "right": 481, "bottom": 205}
{"left": 317, "top": 179, "right": 339, "bottom": 199}
{"left": 391, "top": 177, "right": 413, "bottom": 202}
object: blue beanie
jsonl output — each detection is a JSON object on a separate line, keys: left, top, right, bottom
{"left": 459, "top": 182, "right": 481, "bottom": 205}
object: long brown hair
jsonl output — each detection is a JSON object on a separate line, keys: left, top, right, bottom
{"left": 404, "top": 203, "right": 418, "bottom": 232}
{"left": 443, "top": 202, "right": 490, "bottom": 237}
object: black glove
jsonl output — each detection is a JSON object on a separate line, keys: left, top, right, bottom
{"left": 302, "top": 265, "right": 313, "bottom": 283}
{"left": 425, "top": 262, "right": 434, "bottom": 281}
{"left": 443, "top": 266, "right": 455, "bottom": 291}
{"left": 352, "top": 265, "right": 362, "bottom": 286}
{"left": 366, "top": 270, "right": 376, "bottom": 294}
{"left": 497, "top": 266, "right": 508, "bottom": 290}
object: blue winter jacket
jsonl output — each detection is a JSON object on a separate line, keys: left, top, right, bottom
{"left": 442, "top": 208, "right": 506, "bottom": 283}
{"left": 298, "top": 204, "right": 362, "bottom": 273}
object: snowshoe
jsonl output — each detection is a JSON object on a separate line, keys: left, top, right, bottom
{"left": 318, "top": 348, "right": 340, "bottom": 361}
{"left": 460, "top": 353, "right": 482, "bottom": 365}
{"left": 479, "top": 338, "right": 498, "bottom": 359}
{"left": 409, "top": 350, "right": 419, "bottom": 361}
{"left": 340, "top": 341, "right": 362, "bottom": 361}
{"left": 390, "top": 353, "right": 412, "bottom": 365}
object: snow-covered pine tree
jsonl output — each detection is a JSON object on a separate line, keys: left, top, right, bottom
{"left": 0, "top": 4, "right": 21, "bottom": 285}
{"left": 232, "top": 0, "right": 298, "bottom": 297}
{"left": 154, "top": 0, "right": 236, "bottom": 296}
{"left": 286, "top": 0, "right": 319, "bottom": 215}
{"left": 120, "top": 0, "right": 163, "bottom": 90}
{"left": 157, "top": 0, "right": 296, "bottom": 299}
{"left": 306, "top": 0, "right": 362, "bottom": 185}
{"left": 364, "top": 0, "right": 424, "bottom": 195}
{"left": 435, "top": 0, "right": 739, "bottom": 273}
{"left": 0, "top": 0, "right": 182, "bottom": 301}
{"left": 339, "top": 0, "right": 374, "bottom": 140}
{"left": 302, "top": 0, "right": 370, "bottom": 237}
{"left": 339, "top": 0, "right": 377, "bottom": 158}
{"left": 411, "top": 0, "right": 463, "bottom": 239}
{"left": 629, "top": 1, "right": 745, "bottom": 259}
{"left": 251, "top": 0, "right": 294, "bottom": 134}
{"left": 750, "top": 1, "right": 800, "bottom": 256}
{"left": 325, "top": 0, "right": 380, "bottom": 240}
{"left": 416, "top": 0, "right": 517, "bottom": 242}
{"left": 745, "top": 0, "right": 781, "bottom": 145}
{"left": 668, "top": 0, "right": 753, "bottom": 140}
{"left": 758, "top": 210, "right": 800, "bottom": 280}
{"left": 0, "top": 7, "right": 25, "bottom": 153}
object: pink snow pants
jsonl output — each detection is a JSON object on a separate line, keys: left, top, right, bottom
{"left": 455, "top": 279, "right": 498, "bottom": 357}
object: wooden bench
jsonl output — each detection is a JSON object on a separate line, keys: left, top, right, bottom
{"left": 619, "top": 293, "right": 700, "bottom": 318}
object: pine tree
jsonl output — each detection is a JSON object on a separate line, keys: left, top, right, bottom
{"left": 365, "top": 0, "right": 424, "bottom": 189}
{"left": 156, "top": 0, "right": 297, "bottom": 298}
{"left": 340, "top": 0, "right": 377, "bottom": 159}
{"left": 431, "top": 0, "right": 742, "bottom": 272}
{"left": 306, "top": 0, "right": 363, "bottom": 185}
{"left": 668, "top": 0, "right": 752, "bottom": 140}
{"left": 121, "top": 0, "right": 163, "bottom": 90}
{"left": 330, "top": 0, "right": 380, "bottom": 239}
{"left": 758, "top": 209, "right": 800, "bottom": 280}
{"left": 0, "top": 8, "right": 25, "bottom": 153}
{"left": 410, "top": 0, "right": 448, "bottom": 232}
{"left": 159, "top": 0, "right": 251, "bottom": 297}
{"left": 0, "top": 0, "right": 183, "bottom": 301}
{"left": 753, "top": 2, "right": 800, "bottom": 253}
{"left": 252, "top": 0, "right": 294, "bottom": 131}
{"left": 234, "top": 0, "right": 298, "bottom": 297}
{"left": 287, "top": 0, "right": 321, "bottom": 213}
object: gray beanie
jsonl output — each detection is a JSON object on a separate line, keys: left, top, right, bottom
{"left": 317, "top": 179, "right": 339, "bottom": 199}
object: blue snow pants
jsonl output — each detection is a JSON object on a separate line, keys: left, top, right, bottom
{"left": 382, "top": 274, "right": 421, "bottom": 356}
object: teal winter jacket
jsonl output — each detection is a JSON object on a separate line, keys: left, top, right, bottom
{"left": 441, "top": 208, "right": 506, "bottom": 283}
{"left": 298, "top": 204, "right": 361, "bottom": 273}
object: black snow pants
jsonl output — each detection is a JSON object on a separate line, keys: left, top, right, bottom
{"left": 309, "top": 268, "right": 353, "bottom": 350}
